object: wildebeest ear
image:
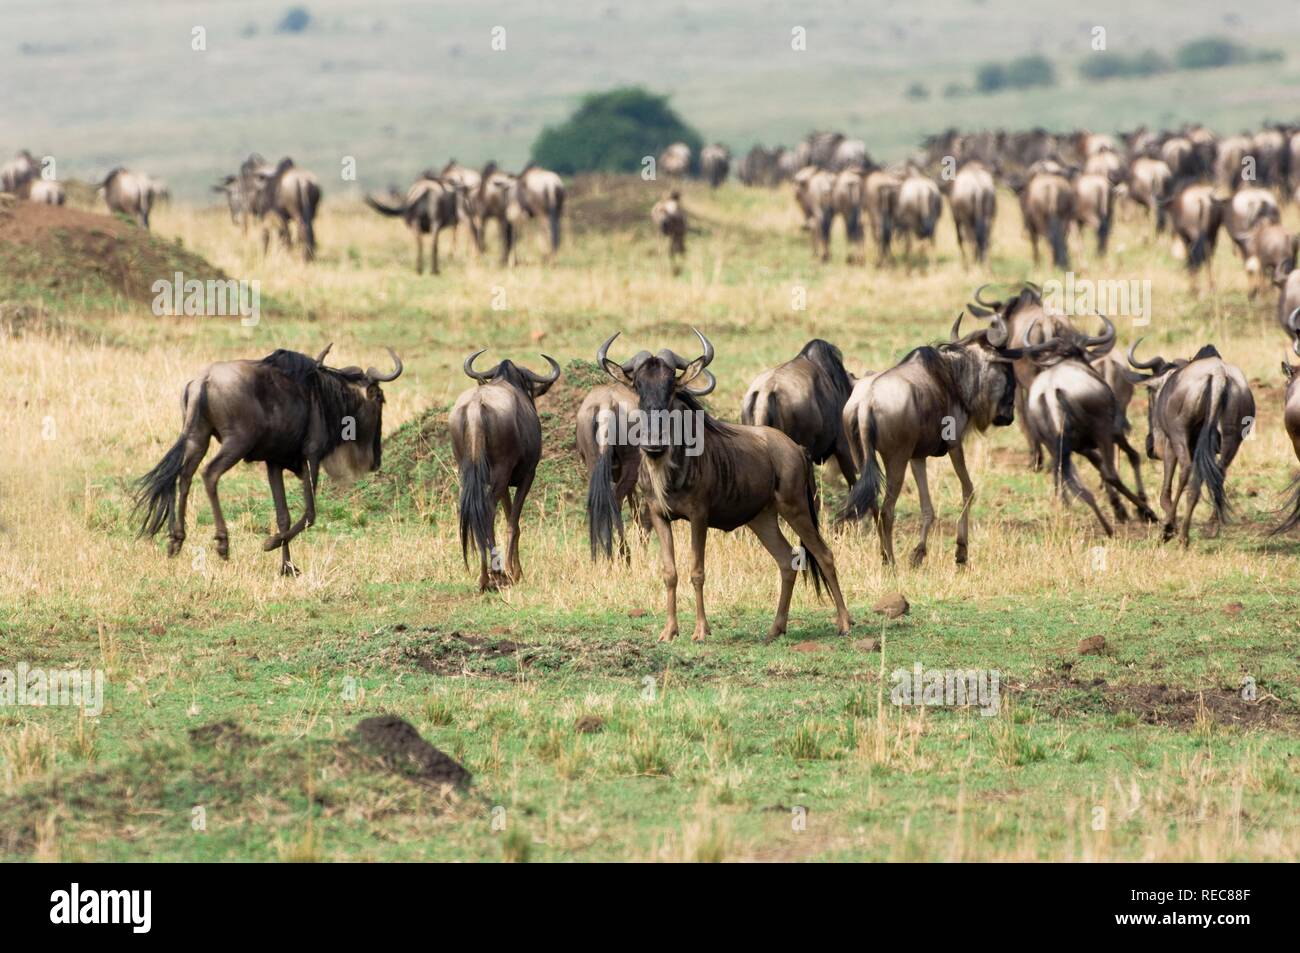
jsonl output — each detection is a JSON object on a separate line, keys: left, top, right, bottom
{"left": 677, "top": 358, "right": 712, "bottom": 394}
{"left": 1281, "top": 361, "right": 1294, "bottom": 381}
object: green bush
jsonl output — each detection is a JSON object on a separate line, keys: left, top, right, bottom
{"left": 530, "top": 87, "right": 703, "bottom": 175}
{"left": 1079, "top": 49, "right": 1170, "bottom": 81}
{"left": 1005, "top": 55, "right": 1056, "bottom": 89}
{"left": 1175, "top": 36, "right": 1245, "bottom": 70}
{"left": 975, "top": 63, "right": 1006, "bottom": 94}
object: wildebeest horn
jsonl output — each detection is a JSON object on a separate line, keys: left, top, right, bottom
{"left": 949, "top": 312, "right": 964, "bottom": 342}
{"left": 367, "top": 347, "right": 403, "bottom": 382}
{"left": 973, "top": 283, "right": 1001, "bottom": 308}
{"left": 985, "top": 315, "right": 1010, "bottom": 348}
{"left": 1127, "top": 338, "right": 1162, "bottom": 370}
{"left": 315, "top": 342, "right": 333, "bottom": 366}
{"left": 597, "top": 332, "right": 622, "bottom": 376}
{"left": 967, "top": 303, "right": 994, "bottom": 318}
{"left": 685, "top": 369, "right": 717, "bottom": 396}
{"left": 692, "top": 327, "right": 715, "bottom": 368}
{"left": 464, "top": 347, "right": 497, "bottom": 382}
{"left": 525, "top": 354, "right": 561, "bottom": 385}
{"left": 1288, "top": 307, "right": 1300, "bottom": 334}
{"left": 1082, "top": 315, "right": 1115, "bottom": 350}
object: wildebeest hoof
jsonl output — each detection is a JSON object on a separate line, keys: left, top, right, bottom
{"left": 215, "top": 537, "right": 229, "bottom": 559}
{"left": 280, "top": 561, "right": 301, "bottom": 578}
{"left": 691, "top": 622, "right": 710, "bottom": 642}
{"left": 909, "top": 546, "right": 927, "bottom": 568}
{"left": 657, "top": 626, "right": 678, "bottom": 643}
{"left": 166, "top": 537, "right": 184, "bottom": 557}
{"left": 1161, "top": 525, "right": 1175, "bottom": 543}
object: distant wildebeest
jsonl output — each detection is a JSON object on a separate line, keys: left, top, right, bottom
{"left": 1160, "top": 136, "right": 1198, "bottom": 179}
{"left": 251, "top": 158, "right": 322, "bottom": 262}
{"left": 1273, "top": 326, "right": 1300, "bottom": 535}
{"left": 738, "top": 145, "right": 780, "bottom": 187}
{"left": 1016, "top": 170, "right": 1074, "bottom": 269}
{"left": 1084, "top": 149, "right": 1124, "bottom": 187}
{"left": 1253, "top": 126, "right": 1289, "bottom": 188}
{"left": 700, "top": 144, "right": 731, "bottom": 188}
{"left": 15, "top": 177, "right": 64, "bottom": 205}
{"left": 793, "top": 166, "right": 836, "bottom": 262}
{"left": 1276, "top": 264, "right": 1300, "bottom": 334}
{"left": 366, "top": 175, "right": 472, "bottom": 275}
{"left": 1216, "top": 135, "right": 1255, "bottom": 192}
{"left": 651, "top": 190, "right": 687, "bottom": 274}
{"left": 659, "top": 142, "right": 692, "bottom": 178}
{"left": 101, "top": 168, "right": 162, "bottom": 229}
{"left": 896, "top": 172, "right": 942, "bottom": 263}
{"left": 594, "top": 330, "right": 853, "bottom": 642}
{"left": 1127, "top": 340, "right": 1254, "bottom": 546}
{"left": 211, "top": 153, "right": 272, "bottom": 234}
{"left": 1237, "top": 224, "right": 1298, "bottom": 300}
{"left": 1073, "top": 172, "right": 1114, "bottom": 255}
{"left": 0, "top": 150, "right": 39, "bottom": 192}
{"left": 578, "top": 380, "right": 644, "bottom": 560}
{"left": 862, "top": 169, "right": 900, "bottom": 263}
{"left": 515, "top": 164, "right": 566, "bottom": 261}
{"left": 740, "top": 339, "right": 858, "bottom": 489}
{"left": 839, "top": 312, "right": 1025, "bottom": 566}
{"left": 948, "top": 161, "right": 996, "bottom": 266}
{"left": 134, "top": 344, "right": 403, "bottom": 576}
{"left": 1226, "top": 186, "right": 1281, "bottom": 261}
{"left": 1127, "top": 156, "right": 1173, "bottom": 233}
{"left": 1019, "top": 316, "right": 1156, "bottom": 534}
{"left": 474, "top": 163, "right": 565, "bottom": 265}
{"left": 1168, "top": 182, "right": 1224, "bottom": 286}
{"left": 437, "top": 159, "right": 485, "bottom": 255}
{"left": 451, "top": 349, "right": 560, "bottom": 590}
{"left": 830, "top": 168, "right": 865, "bottom": 263}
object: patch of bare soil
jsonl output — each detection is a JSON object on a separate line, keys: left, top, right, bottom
{"left": 567, "top": 174, "right": 659, "bottom": 235}
{"left": 353, "top": 715, "right": 471, "bottom": 789}
{"left": 188, "top": 720, "right": 262, "bottom": 750}
{"left": 1024, "top": 674, "right": 1300, "bottom": 731}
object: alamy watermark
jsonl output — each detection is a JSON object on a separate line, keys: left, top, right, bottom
{"left": 890, "top": 663, "right": 1000, "bottom": 716}
{"left": 0, "top": 663, "right": 104, "bottom": 716}
{"left": 595, "top": 406, "right": 704, "bottom": 457}
{"left": 1042, "top": 272, "right": 1151, "bottom": 326}
{"left": 152, "top": 271, "right": 260, "bottom": 327}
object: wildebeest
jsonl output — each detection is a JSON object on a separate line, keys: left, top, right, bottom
{"left": 651, "top": 190, "right": 687, "bottom": 274}
{"left": 1020, "top": 317, "right": 1156, "bottom": 534}
{"left": 1226, "top": 186, "right": 1281, "bottom": 260}
{"left": 1017, "top": 170, "right": 1074, "bottom": 268}
{"left": 1168, "top": 182, "right": 1224, "bottom": 285}
{"left": 366, "top": 175, "right": 471, "bottom": 275}
{"left": 577, "top": 380, "right": 644, "bottom": 560}
{"left": 594, "top": 330, "right": 853, "bottom": 642}
{"left": 0, "top": 150, "right": 39, "bottom": 192}
{"left": 451, "top": 350, "right": 560, "bottom": 590}
{"left": 948, "top": 161, "right": 997, "bottom": 265}
{"left": 1084, "top": 149, "right": 1124, "bottom": 187}
{"left": 134, "top": 344, "right": 403, "bottom": 576}
{"left": 1216, "top": 135, "right": 1255, "bottom": 192}
{"left": 101, "top": 168, "right": 162, "bottom": 228}
{"left": 251, "top": 158, "right": 322, "bottom": 262}
{"left": 659, "top": 142, "right": 692, "bottom": 178}
{"left": 1276, "top": 265, "right": 1300, "bottom": 334}
{"left": 1160, "top": 136, "right": 1198, "bottom": 179}
{"left": 830, "top": 168, "right": 865, "bottom": 263}
{"left": 793, "top": 166, "right": 836, "bottom": 262}
{"left": 1127, "top": 156, "right": 1173, "bottom": 233}
{"left": 700, "top": 144, "right": 731, "bottom": 188}
{"left": 1127, "top": 340, "right": 1254, "bottom": 546}
{"left": 1237, "top": 224, "right": 1298, "bottom": 300}
{"left": 738, "top": 145, "right": 782, "bottom": 187}
{"left": 1273, "top": 328, "right": 1300, "bottom": 535}
{"left": 515, "top": 164, "right": 566, "bottom": 261}
{"left": 840, "top": 312, "right": 1024, "bottom": 566}
{"left": 740, "top": 339, "right": 858, "bottom": 489}
{"left": 15, "top": 177, "right": 64, "bottom": 205}
{"left": 436, "top": 159, "right": 484, "bottom": 254}
{"left": 474, "top": 163, "right": 565, "bottom": 265}
{"left": 896, "top": 171, "right": 942, "bottom": 262}
{"left": 1073, "top": 172, "right": 1114, "bottom": 255}
{"left": 862, "top": 169, "right": 900, "bottom": 263}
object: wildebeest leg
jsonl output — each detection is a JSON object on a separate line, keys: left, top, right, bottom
{"left": 1058, "top": 448, "right": 1113, "bottom": 536}
{"left": 265, "top": 460, "right": 318, "bottom": 551}
{"left": 1179, "top": 471, "right": 1202, "bottom": 548}
{"left": 777, "top": 498, "right": 852, "bottom": 635}
{"left": 505, "top": 473, "right": 533, "bottom": 583}
{"left": 688, "top": 517, "right": 711, "bottom": 642}
{"left": 651, "top": 511, "right": 679, "bottom": 642}
{"left": 1029, "top": 229, "right": 1041, "bottom": 266}
{"left": 266, "top": 465, "right": 299, "bottom": 577}
{"left": 747, "top": 507, "right": 796, "bottom": 642}
{"left": 908, "top": 459, "right": 935, "bottom": 568}
{"left": 1157, "top": 455, "right": 1178, "bottom": 542}
{"left": 949, "top": 442, "right": 976, "bottom": 565}
{"left": 1016, "top": 389, "right": 1042, "bottom": 469}
{"left": 1115, "top": 431, "right": 1148, "bottom": 509}
{"left": 1205, "top": 430, "right": 1244, "bottom": 539}
{"left": 169, "top": 430, "right": 211, "bottom": 558}
{"left": 413, "top": 228, "right": 424, "bottom": 275}
{"left": 431, "top": 223, "right": 442, "bottom": 276}
{"left": 1164, "top": 451, "right": 1194, "bottom": 543}
{"left": 201, "top": 441, "right": 251, "bottom": 560}
{"left": 876, "top": 454, "right": 908, "bottom": 565}
{"left": 955, "top": 223, "right": 968, "bottom": 269}
{"left": 1083, "top": 447, "right": 1156, "bottom": 524}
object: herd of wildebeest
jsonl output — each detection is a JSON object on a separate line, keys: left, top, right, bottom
{"left": 8, "top": 119, "right": 1300, "bottom": 641}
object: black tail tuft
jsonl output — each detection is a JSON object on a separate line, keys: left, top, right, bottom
{"left": 839, "top": 410, "right": 880, "bottom": 522}
{"left": 586, "top": 445, "right": 624, "bottom": 561}
{"left": 458, "top": 456, "right": 494, "bottom": 564}
{"left": 133, "top": 438, "right": 186, "bottom": 538}
{"left": 1271, "top": 474, "right": 1300, "bottom": 536}
{"left": 799, "top": 455, "right": 825, "bottom": 599}
{"left": 1192, "top": 379, "right": 1230, "bottom": 522}
{"left": 1049, "top": 216, "right": 1070, "bottom": 269}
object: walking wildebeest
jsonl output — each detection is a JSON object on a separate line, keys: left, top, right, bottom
{"left": 1273, "top": 329, "right": 1300, "bottom": 535}
{"left": 830, "top": 168, "right": 866, "bottom": 263}
{"left": 134, "top": 344, "right": 403, "bottom": 575}
{"left": 1226, "top": 187, "right": 1282, "bottom": 261}
{"left": 1019, "top": 317, "right": 1156, "bottom": 534}
{"left": 101, "top": 168, "right": 161, "bottom": 228}
{"left": 1237, "top": 224, "right": 1298, "bottom": 300}
{"left": 1073, "top": 172, "right": 1114, "bottom": 256}
{"left": 366, "top": 175, "right": 472, "bottom": 275}
{"left": 896, "top": 172, "right": 942, "bottom": 263}
{"left": 1276, "top": 265, "right": 1300, "bottom": 334}
{"left": 251, "top": 158, "right": 321, "bottom": 262}
{"left": 793, "top": 166, "right": 836, "bottom": 262}
{"left": 1127, "top": 156, "right": 1173, "bottom": 233}
{"left": 451, "top": 350, "right": 560, "bottom": 590}
{"left": 1127, "top": 340, "right": 1254, "bottom": 546}
{"left": 700, "top": 144, "right": 731, "bottom": 188}
{"left": 651, "top": 190, "right": 687, "bottom": 274}
{"left": 659, "top": 142, "right": 692, "bottom": 178}
{"left": 578, "top": 380, "right": 645, "bottom": 561}
{"left": 515, "top": 164, "right": 566, "bottom": 261}
{"left": 1017, "top": 170, "right": 1074, "bottom": 269}
{"left": 862, "top": 169, "right": 900, "bottom": 263}
{"left": 1216, "top": 135, "right": 1254, "bottom": 192}
{"left": 474, "top": 163, "right": 565, "bottom": 265}
{"left": 1168, "top": 182, "right": 1224, "bottom": 287}
{"left": 0, "top": 150, "right": 39, "bottom": 192}
{"left": 949, "top": 161, "right": 996, "bottom": 266}
{"left": 839, "top": 312, "right": 1025, "bottom": 566}
{"left": 15, "top": 177, "right": 64, "bottom": 205}
{"left": 593, "top": 330, "right": 853, "bottom": 642}
{"left": 740, "top": 339, "right": 858, "bottom": 489}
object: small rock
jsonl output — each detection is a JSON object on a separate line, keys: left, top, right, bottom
{"left": 627, "top": 609, "right": 647, "bottom": 618}
{"left": 530, "top": 328, "right": 546, "bottom": 343}
{"left": 148, "top": 623, "right": 165, "bottom": 636}
{"left": 851, "top": 638, "right": 880, "bottom": 652}
{"left": 1223, "top": 602, "right": 1244, "bottom": 617}
{"left": 791, "top": 641, "right": 830, "bottom": 653}
{"left": 1078, "top": 635, "right": 1107, "bottom": 656}
{"left": 574, "top": 714, "right": 605, "bottom": 734}
{"left": 873, "top": 593, "right": 909, "bottom": 619}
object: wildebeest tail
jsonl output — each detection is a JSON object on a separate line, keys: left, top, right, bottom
{"left": 364, "top": 194, "right": 406, "bottom": 217}
{"left": 549, "top": 189, "right": 564, "bottom": 250}
{"left": 458, "top": 406, "right": 495, "bottom": 563}
{"left": 133, "top": 381, "right": 204, "bottom": 538}
{"left": 797, "top": 454, "right": 826, "bottom": 598}
{"left": 973, "top": 207, "right": 991, "bottom": 262}
{"left": 586, "top": 418, "right": 624, "bottom": 561}
{"left": 1193, "top": 375, "right": 1230, "bottom": 522}
{"left": 1270, "top": 473, "right": 1300, "bottom": 536}
{"left": 839, "top": 409, "right": 880, "bottom": 521}
{"left": 299, "top": 179, "right": 319, "bottom": 258}
{"left": 1049, "top": 214, "right": 1070, "bottom": 269}
{"left": 1050, "top": 390, "right": 1082, "bottom": 501}
{"left": 843, "top": 204, "right": 863, "bottom": 244}
{"left": 1096, "top": 195, "right": 1113, "bottom": 254}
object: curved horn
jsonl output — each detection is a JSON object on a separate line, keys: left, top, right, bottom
{"left": 528, "top": 354, "right": 562, "bottom": 385}
{"left": 685, "top": 369, "right": 717, "bottom": 396}
{"left": 1127, "top": 338, "right": 1161, "bottom": 370}
{"left": 985, "top": 314, "right": 1010, "bottom": 348}
{"left": 463, "top": 347, "right": 494, "bottom": 382}
{"left": 973, "top": 283, "right": 1001, "bottom": 308}
{"left": 1082, "top": 315, "right": 1115, "bottom": 349}
{"left": 950, "top": 312, "right": 964, "bottom": 342}
{"left": 692, "top": 327, "right": 715, "bottom": 368}
{"left": 596, "top": 332, "right": 621, "bottom": 368}
{"left": 315, "top": 342, "right": 333, "bottom": 366}
{"left": 967, "top": 302, "right": 994, "bottom": 319}
{"left": 1288, "top": 307, "right": 1300, "bottom": 334}
{"left": 367, "top": 347, "right": 403, "bottom": 382}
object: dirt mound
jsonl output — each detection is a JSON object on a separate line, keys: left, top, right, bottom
{"left": 567, "top": 174, "right": 659, "bottom": 235}
{"left": 353, "top": 715, "right": 472, "bottom": 788}
{"left": 0, "top": 200, "right": 226, "bottom": 306}
{"left": 188, "top": 720, "right": 261, "bottom": 749}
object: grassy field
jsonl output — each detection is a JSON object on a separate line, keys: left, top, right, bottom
{"left": 2, "top": 177, "right": 1300, "bottom": 861}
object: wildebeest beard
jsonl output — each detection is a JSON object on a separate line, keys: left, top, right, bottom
{"left": 258, "top": 349, "right": 379, "bottom": 474}
{"left": 636, "top": 388, "right": 743, "bottom": 514}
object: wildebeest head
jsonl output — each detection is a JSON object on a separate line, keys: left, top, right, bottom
{"left": 945, "top": 312, "right": 1026, "bottom": 428}
{"left": 313, "top": 344, "right": 403, "bottom": 478}
{"left": 463, "top": 349, "right": 561, "bottom": 402}
{"left": 598, "top": 329, "right": 717, "bottom": 457}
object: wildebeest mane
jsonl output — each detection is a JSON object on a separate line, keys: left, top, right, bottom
{"left": 1192, "top": 344, "right": 1221, "bottom": 361}
{"left": 258, "top": 349, "right": 368, "bottom": 459}
{"left": 799, "top": 339, "right": 854, "bottom": 400}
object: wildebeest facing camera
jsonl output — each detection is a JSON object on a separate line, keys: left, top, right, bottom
{"left": 4, "top": 0, "right": 1300, "bottom": 896}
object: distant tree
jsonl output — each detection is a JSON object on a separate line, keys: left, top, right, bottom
{"left": 276, "top": 7, "right": 311, "bottom": 34}
{"left": 942, "top": 82, "right": 968, "bottom": 99}
{"left": 905, "top": 82, "right": 930, "bottom": 101}
{"left": 975, "top": 63, "right": 1006, "bottom": 94}
{"left": 1005, "top": 55, "right": 1055, "bottom": 89}
{"left": 1078, "top": 49, "right": 1170, "bottom": 81}
{"left": 530, "top": 87, "right": 703, "bottom": 175}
